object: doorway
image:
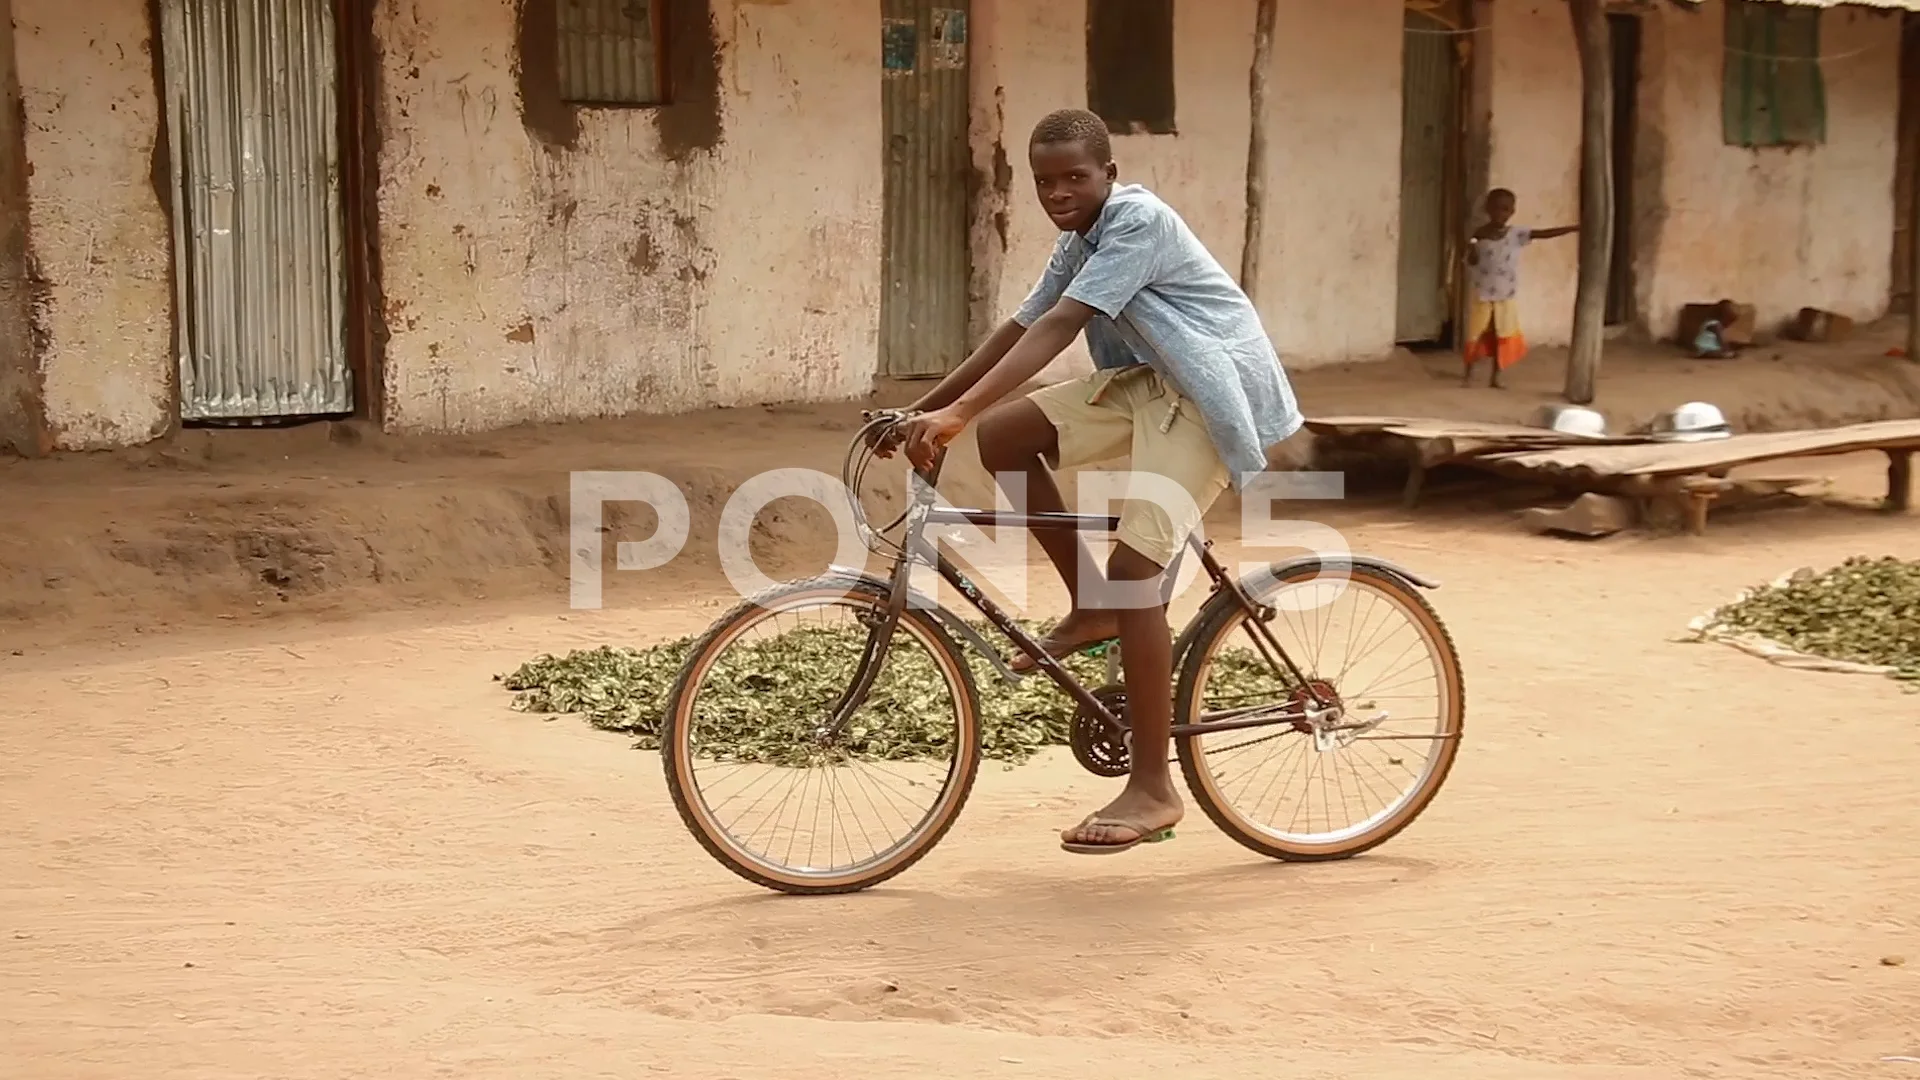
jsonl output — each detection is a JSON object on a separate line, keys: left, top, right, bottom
{"left": 879, "top": 0, "right": 972, "bottom": 379}
{"left": 1604, "top": 11, "right": 1641, "bottom": 327}
{"left": 1394, "top": 2, "right": 1467, "bottom": 347}
{"left": 157, "top": 0, "right": 355, "bottom": 423}
{"left": 1893, "top": 12, "right": 1920, "bottom": 313}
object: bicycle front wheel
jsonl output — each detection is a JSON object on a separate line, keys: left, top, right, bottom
{"left": 1174, "top": 562, "right": 1465, "bottom": 861}
{"left": 661, "top": 576, "right": 984, "bottom": 894}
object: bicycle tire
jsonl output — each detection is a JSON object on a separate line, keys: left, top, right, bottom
{"left": 1173, "top": 562, "right": 1465, "bottom": 862}
{"left": 662, "top": 574, "right": 985, "bottom": 895}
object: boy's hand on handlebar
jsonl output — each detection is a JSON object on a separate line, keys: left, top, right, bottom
{"left": 900, "top": 407, "right": 966, "bottom": 471}
{"left": 860, "top": 409, "right": 913, "bottom": 458}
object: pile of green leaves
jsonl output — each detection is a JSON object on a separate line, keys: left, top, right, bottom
{"left": 500, "top": 618, "right": 1280, "bottom": 766}
{"left": 1704, "top": 556, "right": 1920, "bottom": 687}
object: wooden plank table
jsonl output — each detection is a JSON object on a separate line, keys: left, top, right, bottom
{"left": 1302, "top": 416, "right": 1654, "bottom": 509}
{"left": 1472, "top": 419, "right": 1920, "bottom": 534}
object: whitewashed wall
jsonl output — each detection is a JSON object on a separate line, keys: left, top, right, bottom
{"left": 375, "top": 0, "right": 882, "bottom": 433}
{"left": 1636, "top": 0, "right": 1899, "bottom": 337}
{"left": 14, "top": 0, "right": 173, "bottom": 450}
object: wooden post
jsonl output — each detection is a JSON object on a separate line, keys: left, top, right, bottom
{"left": 1909, "top": 11, "right": 1920, "bottom": 360}
{"left": 1402, "top": 445, "right": 1431, "bottom": 510}
{"left": 1679, "top": 475, "right": 1730, "bottom": 537}
{"left": 1400, "top": 439, "right": 1452, "bottom": 510}
{"left": 1911, "top": 143, "right": 1920, "bottom": 360}
{"left": 1240, "top": 0, "right": 1278, "bottom": 299}
{"left": 1566, "top": 0, "right": 1613, "bottom": 405}
{"left": 1888, "top": 449, "right": 1914, "bottom": 512}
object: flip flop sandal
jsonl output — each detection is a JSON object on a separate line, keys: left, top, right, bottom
{"left": 1059, "top": 815, "right": 1179, "bottom": 856}
{"left": 1009, "top": 633, "right": 1119, "bottom": 675}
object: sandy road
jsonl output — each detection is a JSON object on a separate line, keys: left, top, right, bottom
{"left": 3, "top": 465, "right": 1918, "bottom": 1079}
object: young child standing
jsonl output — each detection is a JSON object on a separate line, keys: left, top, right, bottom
{"left": 1463, "top": 188, "right": 1576, "bottom": 388}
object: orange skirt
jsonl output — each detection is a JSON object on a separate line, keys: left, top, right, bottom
{"left": 1464, "top": 299, "right": 1528, "bottom": 371}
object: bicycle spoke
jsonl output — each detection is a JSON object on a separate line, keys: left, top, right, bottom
{"left": 670, "top": 586, "right": 974, "bottom": 885}
{"left": 1182, "top": 569, "right": 1460, "bottom": 855}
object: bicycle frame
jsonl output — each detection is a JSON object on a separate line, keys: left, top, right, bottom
{"left": 915, "top": 508, "right": 1327, "bottom": 739}
{"left": 820, "top": 426, "right": 1334, "bottom": 746}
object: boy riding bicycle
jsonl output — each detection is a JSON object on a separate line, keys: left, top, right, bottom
{"left": 888, "top": 108, "right": 1304, "bottom": 855}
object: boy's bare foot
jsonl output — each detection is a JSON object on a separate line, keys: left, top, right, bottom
{"left": 1010, "top": 608, "right": 1121, "bottom": 674}
{"left": 1060, "top": 784, "right": 1185, "bottom": 853}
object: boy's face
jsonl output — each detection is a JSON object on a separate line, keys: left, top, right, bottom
{"left": 1030, "top": 139, "right": 1116, "bottom": 234}
{"left": 1486, "top": 192, "right": 1516, "bottom": 225}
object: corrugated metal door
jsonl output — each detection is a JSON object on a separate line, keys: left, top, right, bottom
{"left": 880, "top": 1, "right": 970, "bottom": 379}
{"left": 1394, "top": 8, "right": 1459, "bottom": 345}
{"left": 160, "top": 0, "right": 351, "bottom": 421}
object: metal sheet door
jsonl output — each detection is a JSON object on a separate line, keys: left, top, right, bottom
{"left": 879, "top": 0, "right": 970, "bottom": 379}
{"left": 1394, "top": 8, "right": 1460, "bottom": 344}
{"left": 160, "top": 0, "right": 351, "bottom": 420}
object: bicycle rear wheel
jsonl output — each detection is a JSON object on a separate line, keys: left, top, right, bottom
{"left": 1174, "top": 562, "right": 1464, "bottom": 861}
{"left": 662, "top": 575, "right": 983, "bottom": 894}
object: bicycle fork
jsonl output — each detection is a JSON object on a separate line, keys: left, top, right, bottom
{"left": 813, "top": 552, "right": 913, "bottom": 745}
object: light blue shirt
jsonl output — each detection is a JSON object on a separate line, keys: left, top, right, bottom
{"left": 1012, "top": 183, "right": 1303, "bottom": 489}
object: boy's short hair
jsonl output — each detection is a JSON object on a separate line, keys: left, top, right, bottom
{"left": 1030, "top": 109, "right": 1113, "bottom": 163}
{"left": 1487, "top": 187, "right": 1516, "bottom": 202}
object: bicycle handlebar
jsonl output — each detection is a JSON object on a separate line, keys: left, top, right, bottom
{"left": 846, "top": 409, "right": 946, "bottom": 544}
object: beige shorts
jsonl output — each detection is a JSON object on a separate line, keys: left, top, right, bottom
{"left": 1027, "top": 365, "right": 1231, "bottom": 568}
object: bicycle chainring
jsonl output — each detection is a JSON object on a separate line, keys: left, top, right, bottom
{"left": 1070, "top": 685, "right": 1132, "bottom": 778}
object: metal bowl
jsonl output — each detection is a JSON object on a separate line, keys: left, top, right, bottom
{"left": 1529, "top": 404, "right": 1609, "bottom": 439}
{"left": 1649, "top": 401, "right": 1733, "bottom": 443}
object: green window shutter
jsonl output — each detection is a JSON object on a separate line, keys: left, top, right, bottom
{"left": 1776, "top": 6, "right": 1827, "bottom": 146}
{"left": 1724, "top": 0, "right": 1757, "bottom": 146}
{"left": 1724, "top": 1, "right": 1826, "bottom": 149}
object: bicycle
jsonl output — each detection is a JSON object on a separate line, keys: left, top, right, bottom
{"left": 661, "top": 409, "right": 1465, "bottom": 895}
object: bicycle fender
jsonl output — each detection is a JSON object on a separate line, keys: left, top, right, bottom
{"left": 824, "top": 565, "right": 1022, "bottom": 685}
{"left": 1170, "top": 555, "right": 1438, "bottom": 670}
{"left": 1241, "top": 554, "right": 1440, "bottom": 593}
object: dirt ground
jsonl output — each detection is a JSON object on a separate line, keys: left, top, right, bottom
{"left": 3, "top": 338, "right": 1920, "bottom": 1077}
